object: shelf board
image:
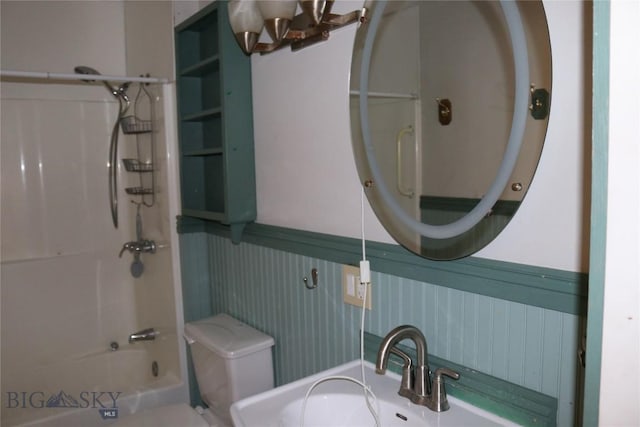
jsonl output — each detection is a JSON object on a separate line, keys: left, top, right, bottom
{"left": 183, "top": 148, "right": 223, "bottom": 157}
{"left": 182, "top": 209, "right": 226, "bottom": 222}
{"left": 180, "top": 55, "right": 220, "bottom": 77}
{"left": 182, "top": 107, "right": 222, "bottom": 122}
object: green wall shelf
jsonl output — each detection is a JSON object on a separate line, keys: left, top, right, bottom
{"left": 182, "top": 108, "right": 222, "bottom": 122}
{"left": 175, "top": 0, "right": 256, "bottom": 244}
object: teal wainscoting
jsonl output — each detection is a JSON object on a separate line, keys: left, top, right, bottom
{"left": 179, "top": 232, "right": 214, "bottom": 322}
{"left": 178, "top": 224, "right": 585, "bottom": 426}
{"left": 363, "top": 332, "right": 557, "bottom": 426}
{"left": 179, "top": 233, "right": 214, "bottom": 406}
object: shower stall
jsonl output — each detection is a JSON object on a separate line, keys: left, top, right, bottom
{"left": 0, "top": 2, "right": 188, "bottom": 426}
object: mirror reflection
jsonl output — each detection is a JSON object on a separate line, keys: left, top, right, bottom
{"left": 350, "top": 0, "right": 552, "bottom": 260}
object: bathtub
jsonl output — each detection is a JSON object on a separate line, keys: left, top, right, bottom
{"left": 3, "top": 346, "right": 188, "bottom": 427}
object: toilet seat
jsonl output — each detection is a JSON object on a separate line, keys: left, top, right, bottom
{"left": 111, "top": 403, "right": 210, "bottom": 427}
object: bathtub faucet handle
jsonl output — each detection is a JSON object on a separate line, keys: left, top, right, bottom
{"left": 119, "top": 241, "right": 134, "bottom": 257}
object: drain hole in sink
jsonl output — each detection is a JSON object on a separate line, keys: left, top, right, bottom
{"left": 396, "top": 412, "right": 408, "bottom": 421}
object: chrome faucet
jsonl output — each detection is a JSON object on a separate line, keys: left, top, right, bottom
{"left": 376, "top": 325, "right": 459, "bottom": 412}
{"left": 119, "top": 239, "right": 156, "bottom": 258}
{"left": 128, "top": 328, "right": 157, "bottom": 343}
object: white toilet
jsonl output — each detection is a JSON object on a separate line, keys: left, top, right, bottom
{"left": 112, "top": 314, "right": 275, "bottom": 427}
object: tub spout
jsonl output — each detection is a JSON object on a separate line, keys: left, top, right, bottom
{"left": 128, "top": 328, "right": 157, "bottom": 343}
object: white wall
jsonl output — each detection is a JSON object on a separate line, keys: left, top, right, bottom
{"left": 252, "top": 1, "right": 590, "bottom": 273}
{"left": 0, "top": 1, "right": 127, "bottom": 76}
{"left": 252, "top": 2, "right": 374, "bottom": 244}
{"left": 173, "top": 0, "right": 214, "bottom": 26}
{"left": 599, "top": 1, "right": 640, "bottom": 424}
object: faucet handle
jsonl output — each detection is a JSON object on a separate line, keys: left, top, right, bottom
{"left": 119, "top": 242, "right": 133, "bottom": 258}
{"left": 435, "top": 367, "right": 459, "bottom": 381}
{"left": 429, "top": 367, "right": 460, "bottom": 412}
{"left": 390, "top": 347, "right": 413, "bottom": 398}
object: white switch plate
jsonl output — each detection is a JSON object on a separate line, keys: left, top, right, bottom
{"left": 342, "top": 265, "right": 372, "bottom": 310}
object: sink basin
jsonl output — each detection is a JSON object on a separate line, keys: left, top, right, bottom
{"left": 231, "top": 360, "right": 519, "bottom": 427}
{"left": 279, "top": 393, "right": 422, "bottom": 427}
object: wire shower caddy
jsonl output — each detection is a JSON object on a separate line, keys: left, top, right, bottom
{"left": 121, "top": 78, "right": 156, "bottom": 206}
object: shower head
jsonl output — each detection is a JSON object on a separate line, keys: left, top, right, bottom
{"left": 74, "top": 65, "right": 101, "bottom": 79}
{"left": 74, "top": 65, "right": 120, "bottom": 98}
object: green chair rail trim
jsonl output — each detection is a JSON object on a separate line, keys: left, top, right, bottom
{"left": 420, "top": 195, "right": 520, "bottom": 216}
{"left": 363, "top": 332, "right": 558, "bottom": 427}
{"left": 177, "top": 217, "right": 588, "bottom": 315}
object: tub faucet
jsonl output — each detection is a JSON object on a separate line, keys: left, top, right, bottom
{"left": 128, "top": 328, "right": 157, "bottom": 343}
{"left": 376, "top": 325, "right": 459, "bottom": 412}
{"left": 119, "top": 239, "right": 156, "bottom": 258}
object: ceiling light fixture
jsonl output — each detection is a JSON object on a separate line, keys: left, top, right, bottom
{"left": 228, "top": 0, "right": 364, "bottom": 55}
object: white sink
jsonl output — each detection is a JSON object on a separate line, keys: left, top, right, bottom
{"left": 230, "top": 360, "right": 519, "bottom": 427}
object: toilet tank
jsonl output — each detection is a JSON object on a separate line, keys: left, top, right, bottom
{"left": 184, "top": 314, "right": 274, "bottom": 424}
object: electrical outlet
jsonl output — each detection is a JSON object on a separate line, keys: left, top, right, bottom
{"left": 342, "top": 265, "right": 372, "bottom": 310}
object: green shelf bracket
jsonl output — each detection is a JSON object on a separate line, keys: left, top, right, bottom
{"left": 229, "top": 223, "right": 247, "bottom": 244}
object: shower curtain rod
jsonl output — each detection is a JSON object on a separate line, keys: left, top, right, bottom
{"left": 0, "top": 69, "right": 170, "bottom": 84}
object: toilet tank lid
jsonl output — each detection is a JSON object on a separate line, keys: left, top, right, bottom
{"left": 184, "top": 314, "right": 274, "bottom": 359}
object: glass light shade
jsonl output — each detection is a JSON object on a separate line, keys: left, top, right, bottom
{"left": 228, "top": 0, "right": 264, "bottom": 34}
{"left": 257, "top": 1, "right": 298, "bottom": 20}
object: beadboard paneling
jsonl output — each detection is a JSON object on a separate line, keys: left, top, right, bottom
{"left": 179, "top": 233, "right": 213, "bottom": 321}
{"left": 181, "top": 232, "right": 582, "bottom": 425}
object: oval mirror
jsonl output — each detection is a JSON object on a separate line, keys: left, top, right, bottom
{"left": 350, "top": 0, "right": 552, "bottom": 260}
